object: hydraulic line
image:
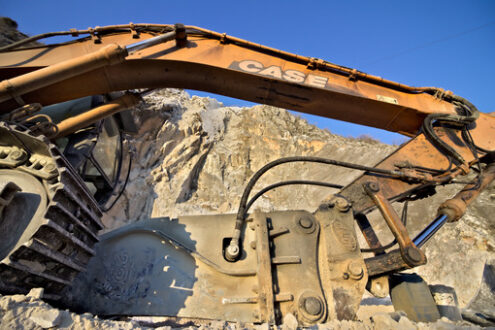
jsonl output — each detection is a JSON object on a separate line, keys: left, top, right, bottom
{"left": 225, "top": 155, "right": 435, "bottom": 261}
{"left": 422, "top": 99, "right": 480, "bottom": 166}
{"left": 244, "top": 180, "right": 343, "bottom": 216}
{"left": 0, "top": 24, "right": 175, "bottom": 52}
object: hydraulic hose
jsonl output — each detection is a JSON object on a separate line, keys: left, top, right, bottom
{"left": 244, "top": 180, "right": 343, "bottom": 215}
{"left": 422, "top": 97, "right": 480, "bottom": 166}
{"left": 225, "top": 155, "right": 430, "bottom": 261}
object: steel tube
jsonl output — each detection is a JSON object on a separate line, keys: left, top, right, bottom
{"left": 126, "top": 31, "right": 176, "bottom": 54}
{"left": 55, "top": 93, "right": 141, "bottom": 138}
{"left": 413, "top": 214, "right": 448, "bottom": 248}
{"left": 0, "top": 44, "right": 128, "bottom": 104}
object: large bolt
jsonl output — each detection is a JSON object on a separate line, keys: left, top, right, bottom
{"left": 366, "top": 182, "right": 379, "bottom": 192}
{"left": 334, "top": 197, "right": 350, "bottom": 212}
{"left": 225, "top": 244, "right": 239, "bottom": 261}
{"left": 298, "top": 217, "right": 313, "bottom": 229}
{"left": 45, "top": 163, "right": 58, "bottom": 174}
{"left": 10, "top": 150, "right": 23, "bottom": 160}
{"left": 405, "top": 246, "right": 423, "bottom": 264}
{"left": 303, "top": 297, "right": 322, "bottom": 316}
{"left": 347, "top": 260, "right": 364, "bottom": 280}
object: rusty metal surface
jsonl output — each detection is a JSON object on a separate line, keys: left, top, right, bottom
{"left": 65, "top": 215, "right": 258, "bottom": 322}
{"left": 439, "top": 161, "right": 495, "bottom": 222}
{"left": 364, "top": 249, "right": 426, "bottom": 277}
{"left": 341, "top": 127, "right": 483, "bottom": 215}
{"left": 363, "top": 182, "right": 425, "bottom": 267}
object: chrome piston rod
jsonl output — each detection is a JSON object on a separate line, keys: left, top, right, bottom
{"left": 413, "top": 214, "right": 448, "bottom": 248}
{"left": 126, "top": 30, "right": 177, "bottom": 54}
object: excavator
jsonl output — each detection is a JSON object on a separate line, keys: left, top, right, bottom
{"left": 0, "top": 23, "right": 494, "bottom": 326}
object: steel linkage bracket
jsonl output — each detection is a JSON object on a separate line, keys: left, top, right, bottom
{"left": 363, "top": 181, "right": 426, "bottom": 267}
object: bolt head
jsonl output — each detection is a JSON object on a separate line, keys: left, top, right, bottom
{"left": 334, "top": 197, "right": 350, "bottom": 212}
{"left": 10, "top": 150, "right": 24, "bottom": 161}
{"left": 304, "top": 297, "right": 322, "bottom": 316}
{"left": 347, "top": 261, "right": 364, "bottom": 279}
{"left": 405, "top": 246, "right": 422, "bottom": 263}
{"left": 298, "top": 217, "right": 313, "bottom": 229}
{"left": 366, "top": 182, "right": 379, "bottom": 192}
{"left": 45, "top": 163, "right": 57, "bottom": 174}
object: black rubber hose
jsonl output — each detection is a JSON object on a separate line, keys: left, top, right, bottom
{"left": 101, "top": 154, "right": 132, "bottom": 212}
{"left": 422, "top": 98, "right": 480, "bottom": 165}
{"left": 244, "top": 180, "right": 343, "bottom": 216}
{"left": 233, "top": 156, "right": 417, "bottom": 236}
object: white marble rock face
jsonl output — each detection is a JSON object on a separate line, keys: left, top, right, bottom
{"left": 104, "top": 89, "right": 494, "bottom": 309}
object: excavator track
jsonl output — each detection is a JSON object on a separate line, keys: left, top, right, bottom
{"left": 0, "top": 123, "right": 103, "bottom": 300}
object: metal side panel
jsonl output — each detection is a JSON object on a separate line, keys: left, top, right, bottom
{"left": 65, "top": 211, "right": 327, "bottom": 324}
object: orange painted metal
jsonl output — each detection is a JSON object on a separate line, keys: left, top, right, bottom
{"left": 0, "top": 43, "right": 127, "bottom": 105}
{"left": 0, "top": 24, "right": 493, "bottom": 222}
{"left": 364, "top": 182, "right": 426, "bottom": 267}
{"left": 438, "top": 161, "right": 495, "bottom": 222}
{"left": 0, "top": 28, "right": 465, "bottom": 136}
{"left": 55, "top": 93, "right": 140, "bottom": 138}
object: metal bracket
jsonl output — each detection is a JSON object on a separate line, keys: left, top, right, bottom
{"left": 129, "top": 22, "right": 140, "bottom": 39}
{"left": 348, "top": 69, "right": 358, "bottom": 81}
{"left": 253, "top": 212, "right": 276, "bottom": 324}
{"left": 88, "top": 27, "right": 102, "bottom": 44}
{"left": 220, "top": 33, "right": 228, "bottom": 44}
{"left": 363, "top": 181, "right": 426, "bottom": 267}
{"left": 307, "top": 57, "right": 324, "bottom": 70}
{"left": 70, "top": 28, "right": 79, "bottom": 37}
{"left": 354, "top": 213, "right": 390, "bottom": 298}
{"left": 315, "top": 199, "right": 367, "bottom": 321}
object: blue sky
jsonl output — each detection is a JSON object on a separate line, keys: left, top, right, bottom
{"left": 3, "top": 0, "right": 494, "bottom": 144}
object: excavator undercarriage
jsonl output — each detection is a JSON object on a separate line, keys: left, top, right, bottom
{"left": 0, "top": 123, "right": 102, "bottom": 299}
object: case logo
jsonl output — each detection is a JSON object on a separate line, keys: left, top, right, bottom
{"left": 230, "top": 60, "right": 328, "bottom": 88}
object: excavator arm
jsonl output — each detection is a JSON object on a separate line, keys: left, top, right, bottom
{"left": 1, "top": 24, "right": 490, "bottom": 134}
{"left": 0, "top": 23, "right": 494, "bottom": 324}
